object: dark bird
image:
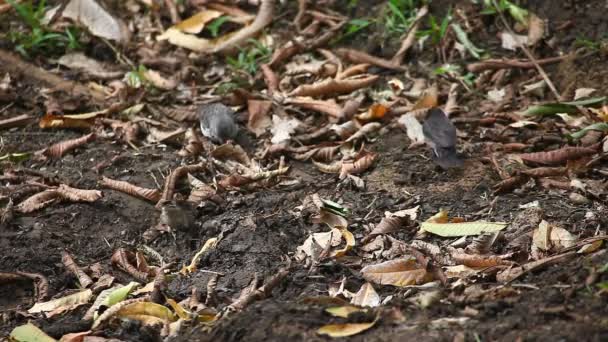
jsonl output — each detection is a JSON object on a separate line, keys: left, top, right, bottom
{"left": 198, "top": 103, "right": 239, "bottom": 144}
{"left": 422, "top": 108, "right": 464, "bottom": 169}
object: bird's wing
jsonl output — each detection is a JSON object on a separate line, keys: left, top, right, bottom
{"left": 423, "top": 111, "right": 457, "bottom": 148}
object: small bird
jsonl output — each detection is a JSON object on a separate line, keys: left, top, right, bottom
{"left": 422, "top": 108, "right": 464, "bottom": 169}
{"left": 198, "top": 103, "right": 239, "bottom": 144}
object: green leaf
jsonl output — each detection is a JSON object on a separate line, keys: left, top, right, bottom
{"left": 10, "top": 323, "right": 56, "bottom": 342}
{"left": 568, "top": 122, "right": 608, "bottom": 140}
{"left": 451, "top": 23, "right": 484, "bottom": 59}
{"left": 207, "top": 15, "right": 229, "bottom": 37}
{"left": 523, "top": 97, "right": 606, "bottom": 117}
{"left": 420, "top": 221, "right": 508, "bottom": 237}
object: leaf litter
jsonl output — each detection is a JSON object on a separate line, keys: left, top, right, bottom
{"left": 2, "top": 0, "right": 608, "bottom": 341}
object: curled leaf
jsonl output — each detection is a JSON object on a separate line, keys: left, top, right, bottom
{"left": 361, "top": 258, "right": 433, "bottom": 287}
{"left": 100, "top": 177, "right": 161, "bottom": 203}
{"left": 339, "top": 152, "right": 376, "bottom": 179}
{"left": 519, "top": 146, "right": 597, "bottom": 165}
{"left": 420, "top": 221, "right": 508, "bottom": 237}
{"left": 44, "top": 133, "right": 95, "bottom": 159}
{"left": 289, "top": 75, "right": 379, "bottom": 98}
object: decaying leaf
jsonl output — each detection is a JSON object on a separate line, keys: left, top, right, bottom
{"left": 532, "top": 220, "right": 577, "bottom": 258}
{"left": 361, "top": 258, "right": 433, "bottom": 287}
{"left": 295, "top": 228, "right": 342, "bottom": 262}
{"left": 317, "top": 320, "right": 377, "bottom": 338}
{"left": 62, "top": 0, "right": 130, "bottom": 42}
{"left": 519, "top": 146, "right": 598, "bottom": 165}
{"left": 247, "top": 99, "right": 273, "bottom": 136}
{"left": 9, "top": 323, "right": 55, "bottom": 342}
{"left": 43, "top": 133, "right": 96, "bottom": 159}
{"left": 420, "top": 221, "right": 508, "bottom": 237}
{"left": 181, "top": 237, "right": 218, "bottom": 274}
{"left": 100, "top": 177, "right": 161, "bottom": 203}
{"left": 356, "top": 103, "right": 388, "bottom": 121}
{"left": 28, "top": 289, "right": 92, "bottom": 316}
{"left": 451, "top": 252, "right": 511, "bottom": 267}
{"left": 365, "top": 206, "right": 419, "bottom": 240}
{"left": 290, "top": 75, "right": 379, "bottom": 98}
{"left": 339, "top": 151, "right": 376, "bottom": 179}
{"left": 350, "top": 282, "right": 380, "bottom": 308}
{"left": 325, "top": 305, "right": 364, "bottom": 318}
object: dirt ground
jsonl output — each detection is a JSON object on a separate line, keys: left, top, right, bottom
{"left": 1, "top": 0, "right": 608, "bottom": 341}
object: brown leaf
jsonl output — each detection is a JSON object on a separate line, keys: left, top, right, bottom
{"left": 496, "top": 252, "right": 576, "bottom": 283}
{"left": 100, "top": 177, "right": 161, "bottom": 202}
{"left": 336, "top": 48, "right": 406, "bottom": 71}
{"left": 111, "top": 248, "right": 150, "bottom": 282}
{"left": 286, "top": 97, "right": 344, "bottom": 118}
{"left": 339, "top": 152, "right": 376, "bottom": 179}
{"left": 44, "top": 133, "right": 96, "bottom": 158}
{"left": 56, "top": 184, "right": 102, "bottom": 202}
{"left": 217, "top": 174, "right": 253, "bottom": 189}
{"left": 351, "top": 282, "right": 380, "bottom": 307}
{"left": 521, "top": 166, "right": 567, "bottom": 177}
{"left": 519, "top": 146, "right": 597, "bottom": 165}
{"left": 178, "top": 127, "right": 204, "bottom": 157}
{"left": 39, "top": 113, "right": 95, "bottom": 129}
{"left": 61, "top": 251, "right": 93, "bottom": 289}
{"left": 361, "top": 258, "right": 433, "bottom": 287}
{"left": 293, "top": 144, "right": 340, "bottom": 162}
{"left": 187, "top": 174, "right": 222, "bottom": 204}
{"left": 211, "top": 143, "right": 250, "bottom": 165}
{"left": 356, "top": 103, "right": 388, "bottom": 121}
{"left": 157, "top": 164, "right": 206, "bottom": 207}
{"left": 344, "top": 122, "right": 381, "bottom": 143}
{"left": 312, "top": 160, "right": 342, "bottom": 174}
{"left": 15, "top": 190, "right": 61, "bottom": 213}
{"left": 260, "top": 64, "right": 279, "bottom": 95}
{"left": 493, "top": 175, "right": 529, "bottom": 194}
{"left": 413, "top": 85, "right": 438, "bottom": 110}
{"left": 451, "top": 252, "right": 511, "bottom": 267}
{"left": 289, "top": 75, "right": 379, "bottom": 98}
{"left": 247, "top": 99, "right": 273, "bottom": 136}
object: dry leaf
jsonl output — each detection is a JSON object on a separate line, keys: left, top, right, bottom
{"left": 519, "top": 146, "right": 597, "bottom": 165}
{"left": 361, "top": 258, "right": 433, "bottom": 287}
{"left": 173, "top": 10, "right": 223, "bottom": 34}
{"left": 247, "top": 99, "right": 272, "bottom": 136}
{"left": 28, "top": 289, "right": 92, "bottom": 316}
{"left": 44, "top": 133, "right": 95, "bottom": 158}
{"left": 420, "top": 221, "right": 508, "bottom": 237}
{"left": 289, "top": 75, "right": 379, "bottom": 98}
{"left": 397, "top": 113, "right": 425, "bottom": 144}
{"left": 100, "top": 177, "right": 161, "bottom": 203}
{"left": 339, "top": 152, "right": 376, "bottom": 179}
{"left": 62, "top": 0, "right": 130, "bottom": 42}
{"left": 413, "top": 85, "right": 438, "bottom": 110}
{"left": 350, "top": 282, "right": 380, "bottom": 307}
{"left": 356, "top": 103, "right": 388, "bottom": 121}
{"left": 212, "top": 143, "right": 251, "bottom": 165}
{"left": 451, "top": 252, "right": 510, "bottom": 267}
{"left": 325, "top": 305, "right": 364, "bottom": 318}
{"left": 287, "top": 97, "right": 345, "bottom": 118}
{"left": 317, "top": 320, "right": 377, "bottom": 338}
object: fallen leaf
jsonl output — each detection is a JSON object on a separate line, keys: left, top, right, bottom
{"left": 62, "top": 0, "right": 130, "bottom": 42}
{"left": 350, "top": 282, "right": 380, "bottom": 307}
{"left": 397, "top": 113, "right": 425, "bottom": 144}
{"left": 247, "top": 99, "right": 272, "bottom": 136}
{"left": 29, "top": 289, "right": 92, "bottom": 316}
{"left": 270, "top": 115, "right": 301, "bottom": 144}
{"left": 289, "top": 75, "right": 379, "bottom": 98}
{"left": 420, "top": 221, "right": 508, "bottom": 237}
{"left": 356, "top": 103, "right": 388, "bottom": 121}
{"left": 10, "top": 323, "right": 56, "bottom": 342}
{"left": 325, "top": 305, "right": 364, "bottom": 318}
{"left": 578, "top": 240, "right": 603, "bottom": 254}
{"left": 361, "top": 258, "right": 433, "bottom": 287}
{"left": 317, "top": 320, "right": 376, "bottom": 338}
{"left": 174, "top": 10, "right": 223, "bottom": 34}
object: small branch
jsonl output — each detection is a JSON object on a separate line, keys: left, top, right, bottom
{"left": 391, "top": 5, "right": 429, "bottom": 66}
{"left": 467, "top": 55, "right": 568, "bottom": 73}
{"left": 491, "top": 0, "right": 561, "bottom": 100}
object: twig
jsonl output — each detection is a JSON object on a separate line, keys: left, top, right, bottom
{"left": 391, "top": 5, "right": 429, "bottom": 65}
{"left": 467, "top": 55, "right": 569, "bottom": 73}
{"left": 0, "top": 50, "right": 106, "bottom": 105}
{"left": 491, "top": 0, "right": 561, "bottom": 100}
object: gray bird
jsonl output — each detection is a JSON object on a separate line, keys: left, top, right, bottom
{"left": 422, "top": 108, "right": 464, "bottom": 169}
{"left": 198, "top": 103, "right": 239, "bottom": 144}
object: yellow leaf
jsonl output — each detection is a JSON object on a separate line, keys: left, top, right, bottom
{"left": 578, "top": 240, "right": 603, "bottom": 254}
{"left": 361, "top": 258, "right": 433, "bottom": 287}
{"left": 317, "top": 321, "right": 376, "bottom": 338}
{"left": 325, "top": 305, "right": 363, "bottom": 318}
{"left": 28, "top": 289, "right": 93, "bottom": 316}
{"left": 174, "top": 10, "right": 223, "bottom": 34}
{"left": 330, "top": 227, "right": 355, "bottom": 258}
{"left": 10, "top": 323, "right": 56, "bottom": 342}
{"left": 166, "top": 298, "right": 191, "bottom": 320}
{"left": 116, "top": 302, "right": 177, "bottom": 324}
{"left": 426, "top": 209, "right": 449, "bottom": 223}
{"left": 420, "top": 221, "right": 508, "bottom": 237}
{"left": 156, "top": 28, "right": 213, "bottom": 52}
{"left": 181, "top": 237, "right": 218, "bottom": 274}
